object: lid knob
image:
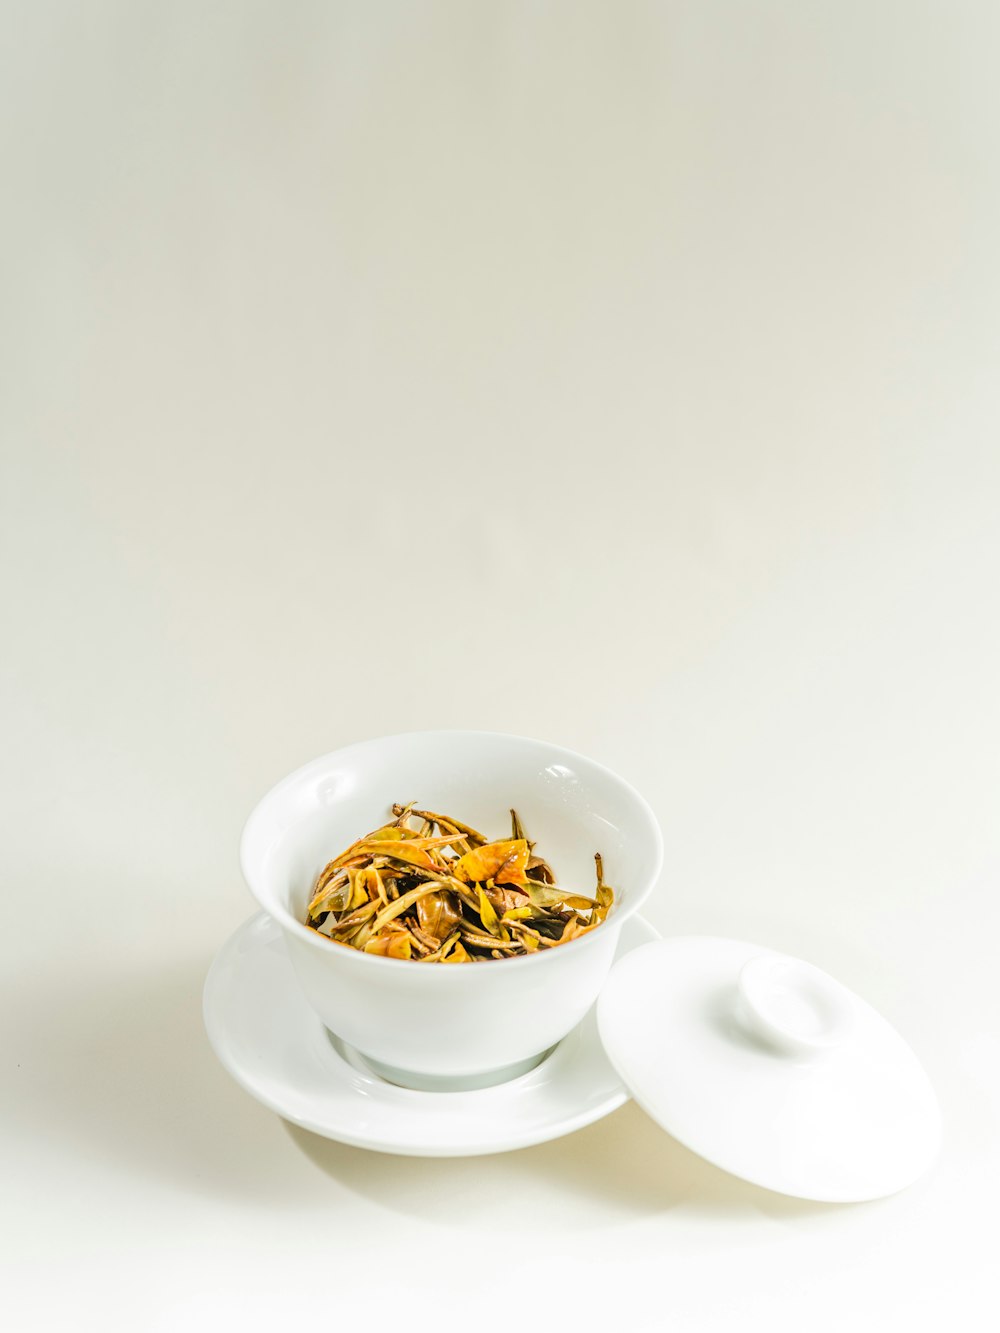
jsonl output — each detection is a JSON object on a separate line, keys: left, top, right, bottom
{"left": 737, "top": 954, "right": 855, "bottom": 1057}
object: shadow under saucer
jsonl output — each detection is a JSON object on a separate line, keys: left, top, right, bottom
{"left": 284, "top": 1098, "right": 849, "bottom": 1230}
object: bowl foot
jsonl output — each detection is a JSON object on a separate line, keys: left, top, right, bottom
{"left": 329, "top": 1033, "right": 554, "bottom": 1092}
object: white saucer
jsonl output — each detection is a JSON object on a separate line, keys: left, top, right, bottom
{"left": 204, "top": 912, "right": 659, "bottom": 1156}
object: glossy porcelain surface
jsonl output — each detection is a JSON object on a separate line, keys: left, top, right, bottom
{"left": 204, "top": 911, "right": 660, "bottom": 1155}
{"left": 597, "top": 936, "right": 943, "bottom": 1202}
{"left": 239, "top": 730, "right": 663, "bottom": 1086}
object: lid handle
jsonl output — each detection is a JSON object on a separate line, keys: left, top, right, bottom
{"left": 737, "top": 954, "right": 855, "bottom": 1057}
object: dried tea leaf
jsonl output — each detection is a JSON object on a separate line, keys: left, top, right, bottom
{"left": 441, "top": 940, "right": 472, "bottom": 964}
{"left": 325, "top": 822, "right": 420, "bottom": 874}
{"left": 423, "top": 931, "right": 460, "bottom": 962}
{"left": 525, "top": 855, "right": 556, "bottom": 884}
{"left": 415, "top": 889, "right": 463, "bottom": 942}
{"left": 401, "top": 923, "right": 433, "bottom": 956}
{"left": 523, "top": 882, "right": 596, "bottom": 912}
{"left": 346, "top": 868, "right": 369, "bottom": 910}
{"left": 408, "top": 923, "right": 440, "bottom": 953}
{"left": 329, "top": 896, "right": 379, "bottom": 925}
{"left": 355, "top": 835, "right": 455, "bottom": 873}
{"left": 506, "top": 918, "right": 545, "bottom": 947}
{"left": 308, "top": 871, "right": 353, "bottom": 917}
{"left": 370, "top": 881, "right": 450, "bottom": 934}
{"left": 501, "top": 906, "right": 534, "bottom": 922}
{"left": 368, "top": 865, "right": 389, "bottom": 906}
{"left": 592, "top": 852, "right": 614, "bottom": 924}
{"left": 522, "top": 913, "right": 570, "bottom": 941}
{"left": 454, "top": 839, "right": 529, "bottom": 886}
{"left": 364, "top": 928, "right": 413, "bottom": 960}
{"left": 393, "top": 805, "right": 488, "bottom": 847}
{"left": 398, "top": 832, "right": 468, "bottom": 852}
{"left": 460, "top": 929, "right": 521, "bottom": 952}
{"left": 475, "top": 886, "right": 508, "bottom": 941}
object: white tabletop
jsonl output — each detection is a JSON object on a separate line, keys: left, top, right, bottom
{"left": 3, "top": 4, "right": 998, "bottom": 1330}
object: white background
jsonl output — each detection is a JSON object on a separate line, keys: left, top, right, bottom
{"left": 2, "top": 3, "right": 999, "bottom": 1330}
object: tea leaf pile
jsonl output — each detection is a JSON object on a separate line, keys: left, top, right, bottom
{"left": 305, "top": 804, "right": 615, "bottom": 962}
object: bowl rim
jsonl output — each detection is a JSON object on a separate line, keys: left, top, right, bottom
{"left": 239, "top": 728, "right": 664, "bottom": 975}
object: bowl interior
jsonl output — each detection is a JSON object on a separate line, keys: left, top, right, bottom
{"left": 242, "top": 732, "right": 662, "bottom": 932}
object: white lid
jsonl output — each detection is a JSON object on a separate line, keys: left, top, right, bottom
{"left": 598, "top": 936, "right": 942, "bottom": 1202}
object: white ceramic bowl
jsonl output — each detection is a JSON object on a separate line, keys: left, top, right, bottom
{"left": 240, "top": 730, "right": 663, "bottom": 1089}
